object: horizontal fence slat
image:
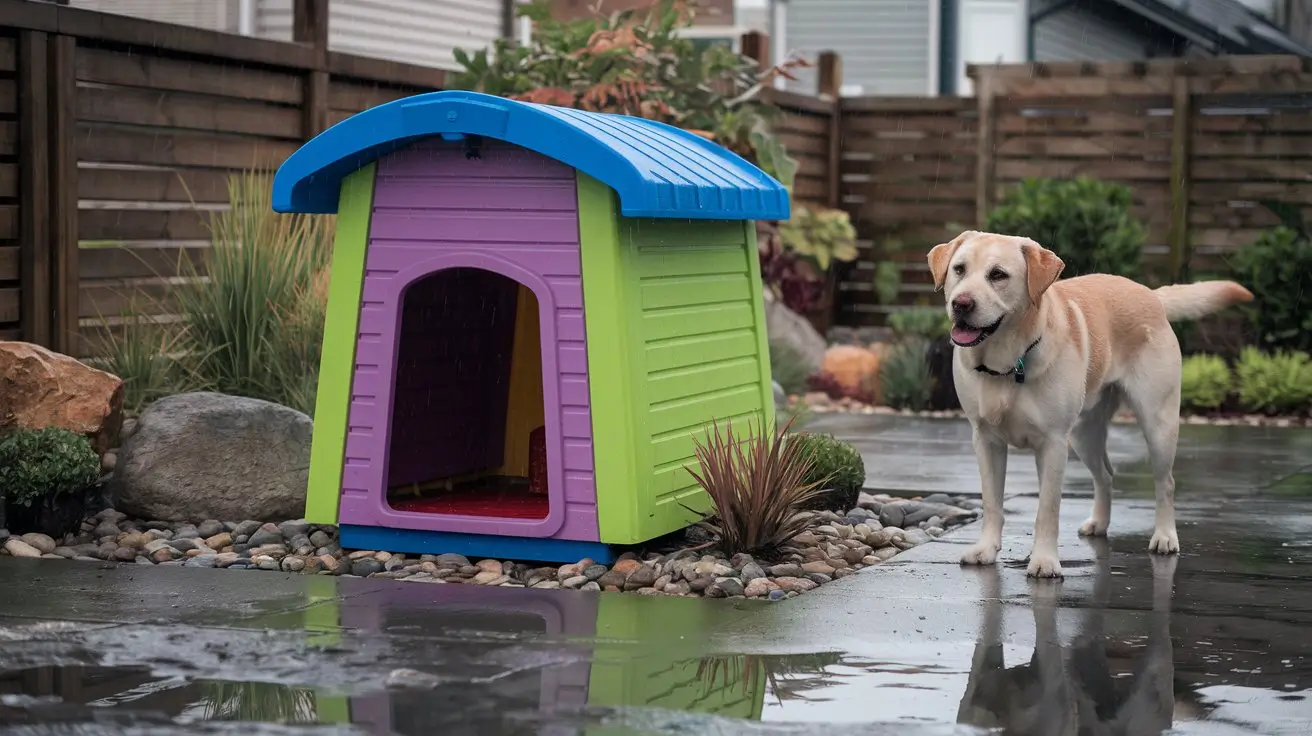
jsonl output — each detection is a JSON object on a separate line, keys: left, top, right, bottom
{"left": 76, "top": 84, "right": 302, "bottom": 139}
{"left": 0, "top": 244, "right": 16, "bottom": 279}
{"left": 79, "top": 209, "right": 210, "bottom": 242}
{"left": 80, "top": 246, "right": 205, "bottom": 281}
{"left": 76, "top": 125, "right": 298, "bottom": 170}
{"left": 78, "top": 167, "right": 235, "bottom": 204}
{"left": 75, "top": 46, "right": 304, "bottom": 105}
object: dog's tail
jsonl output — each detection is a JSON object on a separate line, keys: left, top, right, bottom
{"left": 1154, "top": 281, "right": 1253, "bottom": 322}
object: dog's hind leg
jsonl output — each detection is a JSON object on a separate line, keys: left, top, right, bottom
{"left": 1123, "top": 353, "right": 1182, "bottom": 555}
{"left": 1071, "top": 388, "right": 1120, "bottom": 538}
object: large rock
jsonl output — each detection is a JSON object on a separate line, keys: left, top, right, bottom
{"left": 111, "top": 392, "right": 312, "bottom": 522}
{"left": 0, "top": 341, "right": 124, "bottom": 456}
{"left": 762, "top": 291, "right": 825, "bottom": 376}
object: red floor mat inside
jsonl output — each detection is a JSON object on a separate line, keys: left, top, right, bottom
{"left": 389, "top": 485, "right": 548, "bottom": 519}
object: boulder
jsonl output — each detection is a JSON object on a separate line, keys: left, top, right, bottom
{"left": 0, "top": 341, "right": 124, "bottom": 456}
{"left": 111, "top": 392, "right": 312, "bottom": 522}
{"left": 762, "top": 292, "right": 825, "bottom": 376}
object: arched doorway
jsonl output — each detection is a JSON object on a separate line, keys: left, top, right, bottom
{"left": 383, "top": 267, "right": 550, "bottom": 521}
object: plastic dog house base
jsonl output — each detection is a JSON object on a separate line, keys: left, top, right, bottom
{"left": 338, "top": 525, "right": 617, "bottom": 565}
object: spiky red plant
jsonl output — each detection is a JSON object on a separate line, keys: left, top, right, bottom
{"left": 684, "top": 415, "right": 829, "bottom": 557}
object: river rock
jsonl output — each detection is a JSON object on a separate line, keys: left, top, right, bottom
{"left": 19, "top": 533, "right": 56, "bottom": 555}
{"left": 3, "top": 538, "right": 42, "bottom": 558}
{"left": 0, "top": 341, "right": 124, "bottom": 456}
{"left": 110, "top": 392, "right": 311, "bottom": 522}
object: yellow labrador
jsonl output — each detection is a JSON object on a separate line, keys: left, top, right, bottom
{"left": 927, "top": 231, "right": 1253, "bottom": 577}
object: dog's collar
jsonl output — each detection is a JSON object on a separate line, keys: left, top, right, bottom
{"left": 975, "top": 337, "right": 1042, "bottom": 384}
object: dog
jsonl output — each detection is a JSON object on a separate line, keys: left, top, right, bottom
{"left": 956, "top": 542, "right": 1179, "bottom": 735}
{"left": 927, "top": 231, "right": 1253, "bottom": 577}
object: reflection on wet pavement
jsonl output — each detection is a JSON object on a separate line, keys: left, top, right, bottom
{"left": 0, "top": 419, "right": 1308, "bottom": 734}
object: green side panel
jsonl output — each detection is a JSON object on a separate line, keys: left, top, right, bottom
{"left": 578, "top": 175, "right": 771, "bottom": 545}
{"left": 305, "top": 164, "right": 376, "bottom": 525}
{"left": 625, "top": 217, "right": 771, "bottom": 543}
{"left": 576, "top": 173, "right": 641, "bottom": 543}
{"left": 584, "top": 594, "right": 766, "bottom": 726}
{"left": 744, "top": 219, "right": 777, "bottom": 429}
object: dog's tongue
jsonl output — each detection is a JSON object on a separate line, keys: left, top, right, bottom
{"left": 951, "top": 325, "right": 982, "bottom": 345}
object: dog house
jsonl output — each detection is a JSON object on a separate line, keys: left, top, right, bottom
{"left": 272, "top": 90, "right": 789, "bottom": 563}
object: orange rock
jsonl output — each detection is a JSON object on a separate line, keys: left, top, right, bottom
{"left": 820, "top": 345, "right": 882, "bottom": 400}
{"left": 0, "top": 341, "right": 124, "bottom": 456}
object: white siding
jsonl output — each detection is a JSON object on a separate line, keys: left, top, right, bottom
{"left": 956, "top": 0, "right": 1026, "bottom": 95}
{"left": 70, "top": 0, "right": 505, "bottom": 71}
{"left": 69, "top": 0, "right": 235, "bottom": 31}
{"left": 259, "top": 0, "right": 504, "bottom": 70}
{"left": 1033, "top": 3, "right": 1153, "bottom": 61}
{"left": 785, "top": 0, "right": 934, "bottom": 96}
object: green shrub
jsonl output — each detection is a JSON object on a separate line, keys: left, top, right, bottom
{"left": 1234, "top": 348, "right": 1312, "bottom": 415}
{"left": 984, "top": 177, "right": 1145, "bottom": 280}
{"left": 888, "top": 307, "right": 950, "bottom": 341}
{"left": 879, "top": 338, "right": 933, "bottom": 411}
{"left": 0, "top": 428, "right": 101, "bottom": 509}
{"left": 769, "top": 340, "right": 811, "bottom": 398}
{"left": 1229, "top": 218, "right": 1312, "bottom": 353}
{"left": 788, "top": 432, "right": 865, "bottom": 512}
{"left": 1180, "top": 354, "right": 1232, "bottom": 412}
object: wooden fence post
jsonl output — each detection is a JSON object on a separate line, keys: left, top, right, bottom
{"left": 816, "top": 50, "right": 844, "bottom": 333}
{"left": 295, "top": 0, "right": 330, "bottom": 139}
{"left": 973, "top": 68, "right": 998, "bottom": 227}
{"left": 47, "top": 33, "right": 78, "bottom": 355}
{"left": 17, "top": 30, "right": 51, "bottom": 347}
{"left": 817, "top": 51, "right": 842, "bottom": 210}
{"left": 1167, "top": 77, "right": 1193, "bottom": 281}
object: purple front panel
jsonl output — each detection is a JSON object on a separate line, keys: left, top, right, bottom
{"left": 339, "top": 140, "right": 600, "bottom": 541}
{"left": 387, "top": 270, "right": 519, "bottom": 486}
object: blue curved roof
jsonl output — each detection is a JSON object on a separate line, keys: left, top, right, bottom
{"left": 271, "top": 90, "right": 789, "bottom": 221}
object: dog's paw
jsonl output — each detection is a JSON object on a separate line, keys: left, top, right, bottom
{"left": 1078, "top": 517, "right": 1109, "bottom": 537}
{"left": 1026, "top": 553, "right": 1064, "bottom": 578}
{"left": 960, "top": 543, "right": 1000, "bottom": 566}
{"left": 1148, "top": 527, "right": 1180, "bottom": 555}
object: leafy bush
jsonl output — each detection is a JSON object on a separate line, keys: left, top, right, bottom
{"left": 1229, "top": 203, "right": 1312, "bottom": 353}
{"left": 684, "top": 415, "right": 826, "bottom": 556}
{"left": 984, "top": 177, "right": 1145, "bottom": 280}
{"left": 1180, "top": 354, "right": 1231, "bottom": 411}
{"left": 98, "top": 170, "right": 333, "bottom": 416}
{"left": 769, "top": 340, "right": 811, "bottom": 398}
{"left": 779, "top": 204, "right": 859, "bottom": 272}
{"left": 888, "top": 308, "right": 951, "bottom": 341}
{"left": 1180, "top": 354, "right": 1232, "bottom": 412}
{"left": 879, "top": 338, "right": 933, "bottom": 411}
{"left": 806, "top": 370, "right": 876, "bottom": 404}
{"left": 0, "top": 428, "right": 101, "bottom": 509}
{"left": 1234, "top": 348, "right": 1312, "bottom": 415}
{"left": 788, "top": 432, "right": 865, "bottom": 512}
{"left": 451, "top": 0, "right": 796, "bottom": 160}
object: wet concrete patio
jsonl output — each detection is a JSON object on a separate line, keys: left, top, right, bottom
{"left": 0, "top": 417, "right": 1308, "bottom": 735}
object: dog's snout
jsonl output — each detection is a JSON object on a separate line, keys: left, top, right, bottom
{"left": 951, "top": 294, "right": 975, "bottom": 315}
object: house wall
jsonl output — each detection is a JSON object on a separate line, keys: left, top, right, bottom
{"left": 785, "top": 0, "right": 936, "bottom": 95}
{"left": 71, "top": 0, "right": 506, "bottom": 71}
{"left": 1032, "top": 0, "right": 1161, "bottom": 61}
{"left": 337, "top": 140, "right": 600, "bottom": 542}
{"left": 548, "top": 0, "right": 734, "bottom": 25}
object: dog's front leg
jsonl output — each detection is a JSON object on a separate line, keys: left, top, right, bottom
{"left": 961, "top": 428, "right": 1007, "bottom": 565}
{"left": 1028, "top": 436, "right": 1068, "bottom": 578}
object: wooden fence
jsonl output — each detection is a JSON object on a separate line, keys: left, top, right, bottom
{"left": 834, "top": 56, "right": 1312, "bottom": 347}
{"left": 1, "top": 0, "right": 443, "bottom": 356}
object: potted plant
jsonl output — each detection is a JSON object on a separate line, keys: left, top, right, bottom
{"left": 0, "top": 428, "right": 103, "bottom": 539}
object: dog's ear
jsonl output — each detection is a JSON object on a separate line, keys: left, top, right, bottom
{"left": 1022, "top": 241, "right": 1065, "bottom": 305}
{"left": 927, "top": 231, "right": 971, "bottom": 292}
